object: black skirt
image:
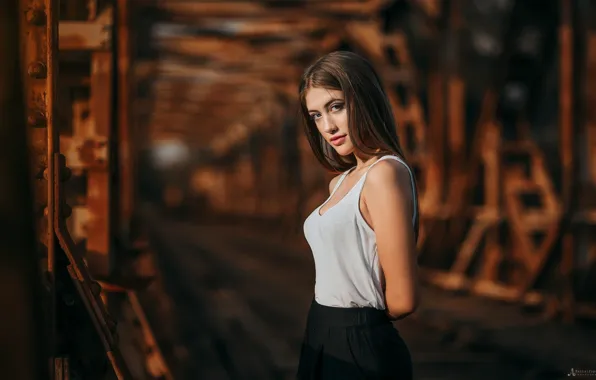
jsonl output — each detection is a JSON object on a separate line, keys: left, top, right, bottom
{"left": 296, "top": 300, "right": 413, "bottom": 380}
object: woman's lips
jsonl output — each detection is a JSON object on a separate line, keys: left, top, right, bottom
{"left": 330, "top": 135, "right": 347, "bottom": 146}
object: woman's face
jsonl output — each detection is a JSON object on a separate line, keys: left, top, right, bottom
{"left": 305, "top": 87, "right": 354, "bottom": 156}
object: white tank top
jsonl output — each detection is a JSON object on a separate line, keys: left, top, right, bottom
{"left": 303, "top": 155, "right": 418, "bottom": 310}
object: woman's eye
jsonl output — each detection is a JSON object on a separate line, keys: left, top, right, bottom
{"left": 310, "top": 113, "right": 320, "bottom": 121}
{"left": 330, "top": 103, "right": 343, "bottom": 112}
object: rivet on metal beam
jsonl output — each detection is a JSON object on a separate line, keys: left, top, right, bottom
{"left": 26, "top": 8, "right": 46, "bottom": 26}
{"left": 28, "top": 110, "right": 47, "bottom": 128}
{"left": 43, "top": 166, "right": 70, "bottom": 182}
{"left": 28, "top": 61, "right": 47, "bottom": 79}
{"left": 38, "top": 155, "right": 48, "bottom": 171}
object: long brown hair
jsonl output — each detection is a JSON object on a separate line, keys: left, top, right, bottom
{"left": 298, "top": 50, "right": 420, "bottom": 239}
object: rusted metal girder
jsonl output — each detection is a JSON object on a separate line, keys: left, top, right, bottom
{"left": 57, "top": 5, "right": 115, "bottom": 278}
{"left": 16, "top": 0, "right": 159, "bottom": 377}
{"left": 143, "top": 59, "right": 289, "bottom": 145}
{"left": 441, "top": 0, "right": 467, "bottom": 252}
{"left": 157, "top": 0, "right": 391, "bottom": 19}
{"left": 559, "top": 0, "right": 576, "bottom": 322}
{"left": 420, "top": 2, "right": 571, "bottom": 312}
{"left": 156, "top": 54, "right": 305, "bottom": 83}
{"left": 588, "top": 34, "right": 596, "bottom": 192}
{"left": 566, "top": 1, "right": 596, "bottom": 320}
{"left": 20, "top": 0, "right": 124, "bottom": 376}
{"left": 138, "top": 0, "right": 410, "bottom": 157}
{"left": 18, "top": 0, "right": 60, "bottom": 372}
{"left": 0, "top": 1, "right": 48, "bottom": 378}
{"left": 159, "top": 16, "right": 336, "bottom": 39}
{"left": 419, "top": 1, "right": 516, "bottom": 291}
{"left": 577, "top": 22, "right": 596, "bottom": 320}
{"left": 150, "top": 27, "right": 407, "bottom": 87}
{"left": 414, "top": 0, "right": 441, "bottom": 19}
{"left": 117, "top": 0, "right": 135, "bottom": 236}
{"left": 151, "top": 81, "right": 272, "bottom": 104}
{"left": 59, "top": 10, "right": 112, "bottom": 50}
{"left": 57, "top": 1, "right": 172, "bottom": 377}
{"left": 79, "top": 51, "right": 113, "bottom": 278}
{"left": 146, "top": 59, "right": 297, "bottom": 94}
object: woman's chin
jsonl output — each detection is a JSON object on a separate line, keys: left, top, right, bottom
{"left": 333, "top": 146, "right": 354, "bottom": 157}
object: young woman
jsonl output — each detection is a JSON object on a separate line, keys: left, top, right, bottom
{"left": 296, "top": 51, "right": 420, "bottom": 379}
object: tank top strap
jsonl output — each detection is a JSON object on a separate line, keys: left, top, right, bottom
{"left": 357, "top": 155, "right": 418, "bottom": 226}
{"left": 330, "top": 168, "right": 352, "bottom": 196}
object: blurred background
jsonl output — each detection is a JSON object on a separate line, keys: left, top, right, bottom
{"left": 2, "top": 0, "right": 596, "bottom": 379}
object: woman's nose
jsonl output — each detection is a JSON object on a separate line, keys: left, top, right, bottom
{"left": 322, "top": 117, "right": 338, "bottom": 133}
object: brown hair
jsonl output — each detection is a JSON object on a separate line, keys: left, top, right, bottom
{"left": 299, "top": 50, "right": 420, "bottom": 238}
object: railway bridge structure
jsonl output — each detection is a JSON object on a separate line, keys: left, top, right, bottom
{"left": 2, "top": 0, "right": 596, "bottom": 379}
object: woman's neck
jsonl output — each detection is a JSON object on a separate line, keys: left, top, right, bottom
{"left": 352, "top": 153, "right": 382, "bottom": 172}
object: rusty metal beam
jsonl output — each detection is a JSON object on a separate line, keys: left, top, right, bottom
{"left": 19, "top": 0, "right": 60, "bottom": 370}
{"left": 151, "top": 82, "right": 277, "bottom": 109}
{"left": 135, "top": 59, "right": 294, "bottom": 89}
{"left": 146, "top": 60, "right": 296, "bottom": 97}
{"left": 157, "top": 0, "right": 390, "bottom": 18}
{"left": 414, "top": 0, "right": 442, "bottom": 19}
{"left": 117, "top": 0, "right": 134, "bottom": 235}
{"left": 0, "top": 0, "right": 48, "bottom": 378}
{"left": 58, "top": 6, "right": 112, "bottom": 50}
{"left": 154, "top": 37, "right": 309, "bottom": 64}
{"left": 446, "top": 0, "right": 466, "bottom": 211}
{"left": 152, "top": 46, "right": 305, "bottom": 80}
{"left": 588, "top": 32, "right": 596, "bottom": 188}
{"left": 308, "top": 0, "right": 390, "bottom": 15}
{"left": 156, "top": 17, "right": 333, "bottom": 39}
{"left": 559, "top": 0, "right": 575, "bottom": 322}
{"left": 85, "top": 51, "right": 113, "bottom": 278}
{"left": 59, "top": 21, "right": 110, "bottom": 50}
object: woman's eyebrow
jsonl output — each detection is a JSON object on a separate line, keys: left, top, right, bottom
{"left": 308, "top": 98, "right": 343, "bottom": 113}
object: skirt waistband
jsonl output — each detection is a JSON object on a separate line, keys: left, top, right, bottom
{"left": 307, "top": 299, "right": 390, "bottom": 328}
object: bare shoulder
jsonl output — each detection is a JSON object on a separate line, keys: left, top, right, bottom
{"left": 328, "top": 173, "right": 343, "bottom": 195}
{"left": 364, "top": 158, "right": 413, "bottom": 200}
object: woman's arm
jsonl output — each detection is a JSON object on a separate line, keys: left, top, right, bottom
{"left": 362, "top": 160, "right": 419, "bottom": 320}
